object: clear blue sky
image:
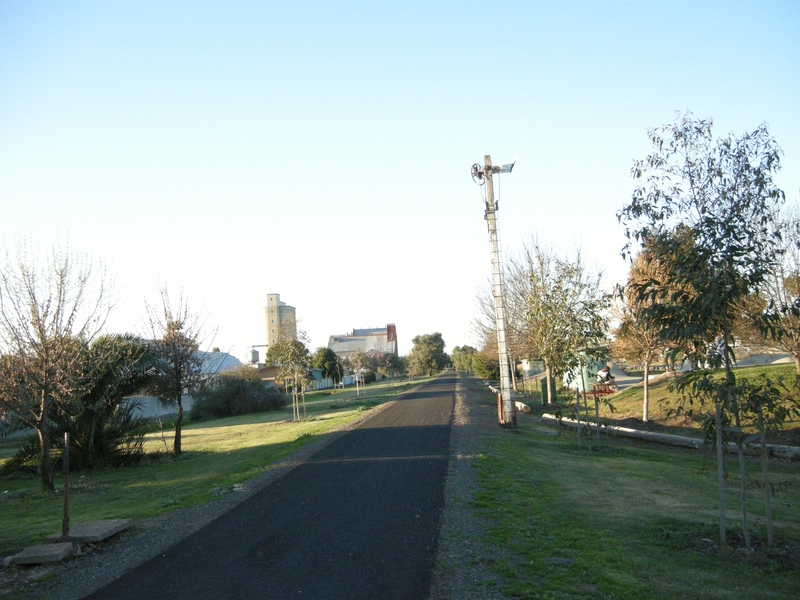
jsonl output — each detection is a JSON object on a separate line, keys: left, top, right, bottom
{"left": 2, "top": 1, "right": 798, "bottom": 359}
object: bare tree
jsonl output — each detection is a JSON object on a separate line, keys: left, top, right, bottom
{"left": 0, "top": 241, "right": 111, "bottom": 490}
{"left": 760, "top": 199, "right": 800, "bottom": 385}
{"left": 144, "top": 288, "right": 213, "bottom": 455}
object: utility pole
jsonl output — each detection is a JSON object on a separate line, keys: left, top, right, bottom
{"left": 472, "top": 155, "right": 516, "bottom": 427}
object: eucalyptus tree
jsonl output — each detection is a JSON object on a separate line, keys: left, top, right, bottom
{"left": 0, "top": 241, "right": 111, "bottom": 490}
{"left": 618, "top": 111, "right": 785, "bottom": 545}
{"left": 266, "top": 321, "right": 311, "bottom": 420}
{"left": 613, "top": 251, "right": 670, "bottom": 421}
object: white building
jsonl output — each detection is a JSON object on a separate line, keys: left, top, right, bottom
{"left": 125, "top": 351, "right": 243, "bottom": 418}
{"left": 327, "top": 324, "right": 398, "bottom": 359}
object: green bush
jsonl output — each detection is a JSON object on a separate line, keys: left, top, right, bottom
{"left": 1, "top": 334, "right": 154, "bottom": 477}
{"left": 473, "top": 355, "right": 499, "bottom": 380}
{"left": 190, "top": 366, "right": 287, "bottom": 422}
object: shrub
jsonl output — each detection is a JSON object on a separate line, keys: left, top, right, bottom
{"left": 190, "top": 366, "right": 287, "bottom": 422}
{"left": 1, "top": 334, "right": 154, "bottom": 477}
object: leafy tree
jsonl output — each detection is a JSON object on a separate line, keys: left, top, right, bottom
{"left": 65, "top": 334, "right": 155, "bottom": 468}
{"left": 451, "top": 345, "right": 477, "bottom": 372}
{"left": 736, "top": 375, "right": 799, "bottom": 547}
{"left": 613, "top": 252, "right": 669, "bottom": 421}
{"left": 265, "top": 320, "right": 310, "bottom": 420}
{"left": 190, "top": 365, "right": 286, "bottom": 421}
{"left": 345, "top": 349, "right": 369, "bottom": 394}
{"left": 144, "top": 289, "right": 211, "bottom": 455}
{"left": 407, "top": 333, "right": 448, "bottom": 376}
{"left": 311, "top": 347, "right": 341, "bottom": 381}
{"left": 474, "top": 238, "right": 608, "bottom": 401}
{"left": 1, "top": 333, "right": 155, "bottom": 475}
{"left": 618, "top": 111, "right": 786, "bottom": 545}
{"left": 472, "top": 349, "right": 499, "bottom": 380}
{"left": 524, "top": 242, "right": 609, "bottom": 403}
{"left": 0, "top": 241, "right": 110, "bottom": 490}
{"left": 382, "top": 353, "right": 406, "bottom": 378}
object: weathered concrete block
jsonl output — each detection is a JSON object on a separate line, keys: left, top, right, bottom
{"left": 12, "top": 543, "right": 73, "bottom": 565}
{"left": 46, "top": 519, "right": 134, "bottom": 543}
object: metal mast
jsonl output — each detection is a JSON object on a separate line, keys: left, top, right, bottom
{"left": 472, "top": 155, "right": 516, "bottom": 427}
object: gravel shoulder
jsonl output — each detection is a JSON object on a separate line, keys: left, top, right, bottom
{"left": 427, "top": 374, "right": 506, "bottom": 600}
{"left": 2, "top": 375, "right": 505, "bottom": 600}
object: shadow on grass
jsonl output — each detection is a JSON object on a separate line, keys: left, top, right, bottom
{"left": 0, "top": 425, "right": 335, "bottom": 555}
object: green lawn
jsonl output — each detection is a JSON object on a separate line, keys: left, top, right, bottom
{"left": 0, "top": 377, "right": 428, "bottom": 556}
{"left": 469, "top": 377, "right": 800, "bottom": 599}
{"left": 518, "top": 364, "right": 800, "bottom": 443}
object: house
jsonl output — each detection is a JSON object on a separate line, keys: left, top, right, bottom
{"left": 257, "top": 364, "right": 282, "bottom": 385}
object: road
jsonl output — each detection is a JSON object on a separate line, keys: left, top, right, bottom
{"left": 85, "top": 372, "right": 456, "bottom": 600}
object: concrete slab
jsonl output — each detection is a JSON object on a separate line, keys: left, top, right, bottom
{"left": 12, "top": 543, "right": 73, "bottom": 565}
{"left": 45, "top": 519, "right": 134, "bottom": 544}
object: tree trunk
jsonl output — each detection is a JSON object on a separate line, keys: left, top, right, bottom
{"left": 38, "top": 393, "right": 54, "bottom": 491}
{"left": 794, "top": 355, "right": 800, "bottom": 391}
{"left": 734, "top": 407, "right": 752, "bottom": 551}
{"left": 722, "top": 322, "right": 749, "bottom": 549}
{"left": 545, "top": 366, "right": 554, "bottom": 404}
{"left": 759, "top": 409, "right": 774, "bottom": 547}
{"left": 642, "top": 359, "right": 650, "bottom": 422}
{"left": 575, "top": 388, "right": 582, "bottom": 451}
{"left": 173, "top": 390, "right": 183, "bottom": 455}
{"left": 510, "top": 355, "right": 518, "bottom": 392}
{"left": 594, "top": 391, "right": 601, "bottom": 449}
{"left": 715, "top": 401, "right": 727, "bottom": 544}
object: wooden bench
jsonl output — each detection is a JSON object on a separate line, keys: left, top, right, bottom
{"left": 591, "top": 382, "right": 616, "bottom": 395}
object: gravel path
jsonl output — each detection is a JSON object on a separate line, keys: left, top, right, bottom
{"left": 428, "top": 374, "right": 506, "bottom": 600}
{"left": 2, "top": 375, "right": 506, "bottom": 600}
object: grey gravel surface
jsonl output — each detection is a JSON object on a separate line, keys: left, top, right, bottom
{"left": 428, "top": 375, "right": 506, "bottom": 600}
{"left": 2, "top": 375, "right": 506, "bottom": 600}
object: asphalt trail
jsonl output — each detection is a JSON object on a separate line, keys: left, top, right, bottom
{"left": 85, "top": 372, "right": 456, "bottom": 600}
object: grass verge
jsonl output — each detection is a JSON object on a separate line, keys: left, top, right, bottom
{"left": 516, "top": 364, "right": 800, "bottom": 444}
{"left": 470, "top": 381, "right": 800, "bottom": 599}
{"left": 0, "top": 378, "right": 428, "bottom": 557}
